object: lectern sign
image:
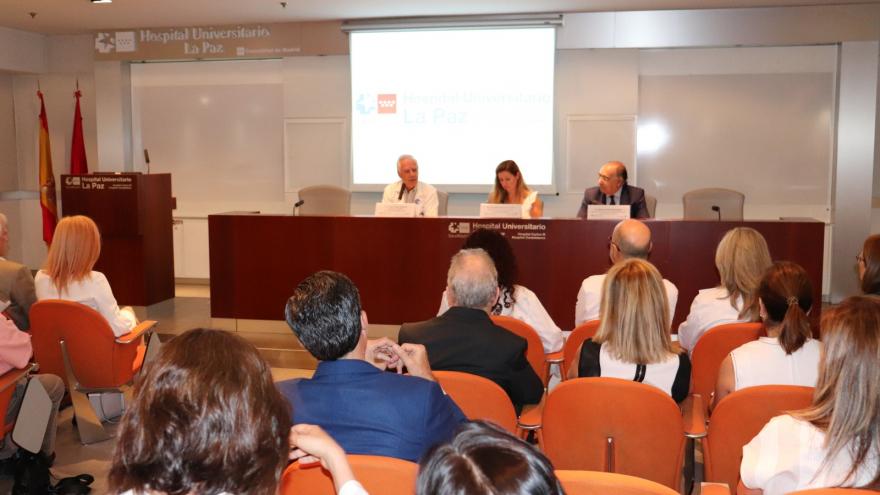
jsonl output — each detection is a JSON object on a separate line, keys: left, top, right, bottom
{"left": 63, "top": 175, "right": 133, "bottom": 191}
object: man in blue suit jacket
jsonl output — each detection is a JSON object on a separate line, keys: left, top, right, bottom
{"left": 277, "top": 270, "right": 465, "bottom": 462}
{"left": 576, "top": 161, "right": 649, "bottom": 219}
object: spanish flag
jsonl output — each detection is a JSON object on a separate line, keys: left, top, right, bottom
{"left": 38, "top": 90, "right": 57, "bottom": 245}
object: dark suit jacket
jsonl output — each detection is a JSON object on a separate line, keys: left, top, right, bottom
{"left": 398, "top": 306, "right": 544, "bottom": 409}
{"left": 277, "top": 359, "right": 465, "bottom": 462}
{"left": 0, "top": 259, "right": 36, "bottom": 331}
{"left": 576, "top": 184, "right": 649, "bottom": 219}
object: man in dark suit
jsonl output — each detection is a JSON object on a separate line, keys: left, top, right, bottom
{"left": 277, "top": 270, "right": 465, "bottom": 463}
{"left": 576, "top": 161, "right": 649, "bottom": 219}
{"left": 0, "top": 213, "right": 36, "bottom": 330}
{"left": 398, "top": 249, "right": 544, "bottom": 410}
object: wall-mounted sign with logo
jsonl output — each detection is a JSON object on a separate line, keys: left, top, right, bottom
{"left": 94, "top": 21, "right": 347, "bottom": 61}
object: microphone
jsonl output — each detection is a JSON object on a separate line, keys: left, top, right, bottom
{"left": 398, "top": 182, "right": 406, "bottom": 201}
{"left": 293, "top": 199, "right": 305, "bottom": 216}
{"left": 711, "top": 205, "right": 721, "bottom": 221}
{"left": 143, "top": 149, "right": 151, "bottom": 174}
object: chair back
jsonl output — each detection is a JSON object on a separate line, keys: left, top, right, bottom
{"left": 490, "top": 315, "right": 546, "bottom": 385}
{"left": 682, "top": 188, "right": 745, "bottom": 221}
{"left": 563, "top": 320, "right": 601, "bottom": 378}
{"left": 788, "top": 490, "right": 880, "bottom": 494}
{"left": 280, "top": 455, "right": 417, "bottom": 495}
{"left": 541, "top": 378, "right": 685, "bottom": 490}
{"left": 434, "top": 370, "right": 518, "bottom": 433}
{"left": 29, "top": 300, "right": 140, "bottom": 389}
{"left": 557, "top": 470, "right": 679, "bottom": 495}
{"left": 437, "top": 190, "right": 449, "bottom": 216}
{"left": 645, "top": 194, "right": 658, "bottom": 219}
{"left": 691, "top": 322, "right": 763, "bottom": 415}
{"left": 297, "top": 185, "right": 351, "bottom": 216}
{"left": 704, "top": 385, "right": 814, "bottom": 491}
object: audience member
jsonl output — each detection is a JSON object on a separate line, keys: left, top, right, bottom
{"left": 568, "top": 258, "right": 690, "bottom": 403}
{"left": 857, "top": 233, "right": 880, "bottom": 296}
{"left": 713, "top": 261, "right": 821, "bottom": 407}
{"left": 488, "top": 160, "right": 543, "bottom": 218}
{"left": 400, "top": 249, "right": 544, "bottom": 410}
{"left": 576, "top": 161, "right": 649, "bottom": 219}
{"left": 278, "top": 271, "right": 465, "bottom": 462}
{"left": 0, "top": 213, "right": 36, "bottom": 331}
{"left": 740, "top": 296, "right": 880, "bottom": 494}
{"left": 437, "top": 229, "right": 562, "bottom": 353}
{"left": 418, "top": 421, "right": 564, "bottom": 495}
{"left": 575, "top": 219, "right": 678, "bottom": 325}
{"left": 109, "top": 328, "right": 365, "bottom": 495}
{"left": 678, "top": 227, "right": 772, "bottom": 353}
{"left": 381, "top": 154, "right": 439, "bottom": 217}
{"left": 34, "top": 215, "right": 137, "bottom": 337}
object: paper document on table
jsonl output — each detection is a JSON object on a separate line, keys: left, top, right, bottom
{"left": 479, "top": 203, "right": 521, "bottom": 219}
{"left": 586, "top": 205, "right": 630, "bottom": 220}
{"left": 374, "top": 202, "right": 418, "bottom": 217}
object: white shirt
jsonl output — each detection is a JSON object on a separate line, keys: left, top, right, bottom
{"left": 381, "top": 181, "right": 439, "bottom": 217}
{"left": 677, "top": 287, "right": 747, "bottom": 353}
{"left": 34, "top": 270, "right": 137, "bottom": 337}
{"left": 520, "top": 190, "right": 539, "bottom": 219}
{"left": 741, "top": 414, "right": 879, "bottom": 495}
{"left": 575, "top": 273, "right": 678, "bottom": 327}
{"left": 731, "top": 337, "right": 821, "bottom": 391}
{"left": 118, "top": 480, "right": 368, "bottom": 495}
{"left": 595, "top": 344, "right": 684, "bottom": 400}
{"left": 438, "top": 284, "right": 563, "bottom": 353}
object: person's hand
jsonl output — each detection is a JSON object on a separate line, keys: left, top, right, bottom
{"left": 365, "top": 337, "right": 400, "bottom": 371}
{"left": 390, "top": 342, "right": 436, "bottom": 382}
{"left": 289, "top": 424, "right": 357, "bottom": 491}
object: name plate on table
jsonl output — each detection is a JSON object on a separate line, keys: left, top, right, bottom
{"left": 587, "top": 205, "right": 630, "bottom": 220}
{"left": 375, "top": 202, "right": 418, "bottom": 217}
{"left": 479, "top": 203, "right": 522, "bottom": 218}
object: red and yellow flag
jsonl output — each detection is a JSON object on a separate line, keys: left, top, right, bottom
{"left": 38, "top": 90, "right": 57, "bottom": 245}
{"left": 70, "top": 89, "right": 88, "bottom": 175}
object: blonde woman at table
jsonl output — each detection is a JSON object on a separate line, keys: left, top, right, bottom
{"left": 488, "top": 160, "right": 543, "bottom": 219}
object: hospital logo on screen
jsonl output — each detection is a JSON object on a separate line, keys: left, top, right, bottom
{"left": 377, "top": 94, "right": 397, "bottom": 114}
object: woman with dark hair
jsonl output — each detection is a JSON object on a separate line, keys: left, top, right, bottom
{"left": 437, "top": 229, "right": 563, "bottom": 353}
{"left": 109, "top": 328, "right": 365, "bottom": 495}
{"left": 488, "top": 160, "right": 543, "bottom": 218}
{"left": 857, "top": 234, "right": 880, "bottom": 295}
{"left": 740, "top": 296, "right": 880, "bottom": 493}
{"left": 713, "top": 261, "right": 822, "bottom": 407}
{"left": 418, "top": 421, "right": 563, "bottom": 495}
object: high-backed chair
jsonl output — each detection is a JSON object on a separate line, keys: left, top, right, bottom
{"left": 490, "top": 315, "right": 561, "bottom": 387}
{"left": 297, "top": 185, "right": 351, "bottom": 216}
{"left": 434, "top": 370, "right": 518, "bottom": 433}
{"left": 691, "top": 322, "right": 763, "bottom": 415}
{"left": 562, "top": 320, "right": 601, "bottom": 379}
{"left": 541, "top": 378, "right": 686, "bottom": 490}
{"left": 704, "top": 385, "right": 814, "bottom": 491}
{"left": 437, "top": 190, "right": 449, "bottom": 216}
{"left": 557, "top": 470, "right": 679, "bottom": 495}
{"left": 280, "top": 455, "right": 418, "bottom": 495}
{"left": 29, "top": 300, "right": 156, "bottom": 444}
{"left": 682, "top": 188, "right": 745, "bottom": 221}
{"left": 645, "top": 194, "right": 658, "bottom": 219}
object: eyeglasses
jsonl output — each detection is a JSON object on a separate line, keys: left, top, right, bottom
{"left": 598, "top": 173, "right": 617, "bottom": 181}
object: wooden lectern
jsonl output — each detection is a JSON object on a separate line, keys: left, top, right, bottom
{"left": 60, "top": 173, "right": 175, "bottom": 306}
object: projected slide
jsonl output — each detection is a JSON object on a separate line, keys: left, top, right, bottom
{"left": 350, "top": 28, "right": 555, "bottom": 191}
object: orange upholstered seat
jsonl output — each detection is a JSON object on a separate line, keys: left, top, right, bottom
{"left": 562, "top": 320, "right": 601, "bottom": 378}
{"left": 556, "top": 470, "right": 679, "bottom": 495}
{"left": 691, "top": 322, "right": 763, "bottom": 415}
{"left": 280, "top": 455, "right": 417, "bottom": 495}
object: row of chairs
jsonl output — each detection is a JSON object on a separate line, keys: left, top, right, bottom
{"left": 295, "top": 185, "right": 746, "bottom": 220}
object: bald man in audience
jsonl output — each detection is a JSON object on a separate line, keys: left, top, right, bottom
{"left": 381, "top": 154, "right": 439, "bottom": 217}
{"left": 398, "top": 248, "right": 543, "bottom": 411}
{"left": 576, "top": 161, "right": 649, "bottom": 219}
{"left": 575, "top": 219, "right": 678, "bottom": 325}
{"left": 0, "top": 213, "right": 36, "bottom": 330}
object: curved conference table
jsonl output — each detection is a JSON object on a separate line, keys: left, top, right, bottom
{"left": 208, "top": 214, "right": 824, "bottom": 332}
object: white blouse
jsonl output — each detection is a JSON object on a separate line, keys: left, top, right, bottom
{"left": 438, "top": 284, "right": 563, "bottom": 353}
{"left": 575, "top": 274, "right": 678, "bottom": 327}
{"left": 731, "top": 337, "right": 822, "bottom": 391}
{"left": 742, "top": 414, "right": 879, "bottom": 495}
{"left": 35, "top": 270, "right": 137, "bottom": 337}
{"left": 677, "top": 287, "right": 746, "bottom": 353}
{"left": 520, "top": 190, "right": 539, "bottom": 218}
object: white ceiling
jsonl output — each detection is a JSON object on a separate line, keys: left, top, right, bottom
{"left": 1, "top": 0, "right": 878, "bottom": 35}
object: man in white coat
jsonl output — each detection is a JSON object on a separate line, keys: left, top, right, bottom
{"left": 381, "top": 155, "right": 439, "bottom": 217}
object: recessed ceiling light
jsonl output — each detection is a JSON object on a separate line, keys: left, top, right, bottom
{"left": 91, "top": 0, "right": 112, "bottom": 4}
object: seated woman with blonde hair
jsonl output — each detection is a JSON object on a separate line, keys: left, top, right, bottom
{"left": 488, "top": 160, "right": 543, "bottom": 218}
{"left": 740, "top": 296, "right": 880, "bottom": 494}
{"left": 567, "top": 258, "right": 690, "bottom": 403}
{"left": 34, "top": 215, "right": 137, "bottom": 336}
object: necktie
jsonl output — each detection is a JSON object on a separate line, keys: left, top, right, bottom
{"left": 609, "top": 196, "right": 616, "bottom": 205}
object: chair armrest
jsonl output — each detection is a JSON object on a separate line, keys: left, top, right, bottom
{"left": 682, "top": 393, "right": 707, "bottom": 439}
{"left": 545, "top": 350, "right": 563, "bottom": 365}
{"left": 517, "top": 395, "right": 545, "bottom": 431}
{"left": 0, "top": 364, "right": 36, "bottom": 394}
{"left": 116, "top": 320, "right": 158, "bottom": 344}
{"left": 701, "top": 482, "right": 732, "bottom": 495}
